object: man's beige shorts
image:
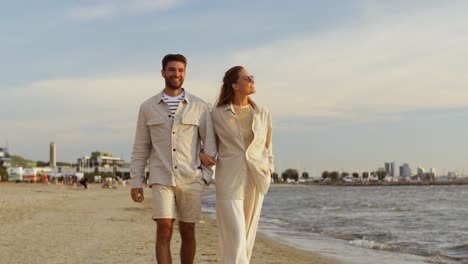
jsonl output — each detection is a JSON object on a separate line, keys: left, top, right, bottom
{"left": 151, "top": 180, "right": 204, "bottom": 223}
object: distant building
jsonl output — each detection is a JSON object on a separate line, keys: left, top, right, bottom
{"left": 399, "top": 163, "right": 411, "bottom": 178}
{"left": 447, "top": 171, "right": 457, "bottom": 178}
{"left": 420, "top": 172, "right": 435, "bottom": 182}
{"left": 417, "top": 165, "right": 425, "bottom": 176}
{"left": 385, "top": 161, "right": 395, "bottom": 177}
{"left": 436, "top": 176, "right": 450, "bottom": 182}
{"left": 0, "top": 147, "right": 11, "bottom": 168}
{"left": 77, "top": 151, "right": 124, "bottom": 172}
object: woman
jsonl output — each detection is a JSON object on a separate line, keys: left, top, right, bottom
{"left": 202, "top": 66, "right": 274, "bottom": 263}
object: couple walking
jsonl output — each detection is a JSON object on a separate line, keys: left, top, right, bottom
{"left": 130, "top": 54, "right": 274, "bottom": 264}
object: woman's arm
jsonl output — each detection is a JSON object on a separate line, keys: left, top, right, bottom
{"left": 265, "top": 110, "right": 274, "bottom": 174}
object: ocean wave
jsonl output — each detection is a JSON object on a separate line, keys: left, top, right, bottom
{"left": 426, "top": 253, "right": 465, "bottom": 264}
{"left": 390, "top": 207, "right": 412, "bottom": 212}
{"left": 352, "top": 240, "right": 468, "bottom": 263}
{"left": 446, "top": 244, "right": 468, "bottom": 251}
{"left": 321, "top": 206, "right": 343, "bottom": 211}
{"left": 262, "top": 218, "right": 290, "bottom": 226}
{"left": 349, "top": 239, "right": 398, "bottom": 251}
{"left": 440, "top": 244, "right": 468, "bottom": 261}
{"left": 327, "top": 232, "right": 363, "bottom": 241}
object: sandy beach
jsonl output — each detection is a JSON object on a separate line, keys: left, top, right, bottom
{"left": 0, "top": 182, "right": 337, "bottom": 264}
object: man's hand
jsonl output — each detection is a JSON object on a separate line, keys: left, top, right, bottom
{"left": 131, "top": 188, "right": 144, "bottom": 202}
{"left": 199, "top": 152, "right": 217, "bottom": 167}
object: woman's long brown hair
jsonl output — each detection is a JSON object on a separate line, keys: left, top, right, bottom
{"left": 216, "top": 66, "right": 244, "bottom": 107}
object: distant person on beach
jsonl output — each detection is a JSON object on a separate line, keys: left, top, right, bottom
{"left": 79, "top": 176, "right": 88, "bottom": 189}
{"left": 200, "top": 66, "right": 274, "bottom": 263}
{"left": 41, "top": 171, "right": 48, "bottom": 184}
{"left": 130, "top": 54, "right": 217, "bottom": 264}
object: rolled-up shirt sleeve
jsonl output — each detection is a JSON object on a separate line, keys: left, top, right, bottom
{"left": 130, "top": 104, "right": 151, "bottom": 188}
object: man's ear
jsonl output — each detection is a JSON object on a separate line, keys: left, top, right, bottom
{"left": 161, "top": 69, "right": 165, "bottom": 78}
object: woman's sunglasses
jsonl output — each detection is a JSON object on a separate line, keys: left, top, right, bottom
{"left": 242, "top": 75, "right": 255, "bottom": 83}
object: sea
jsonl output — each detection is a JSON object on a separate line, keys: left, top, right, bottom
{"left": 202, "top": 185, "right": 468, "bottom": 264}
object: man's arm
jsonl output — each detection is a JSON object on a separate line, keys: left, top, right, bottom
{"left": 131, "top": 188, "right": 144, "bottom": 202}
{"left": 130, "top": 104, "right": 151, "bottom": 201}
{"left": 198, "top": 104, "right": 218, "bottom": 184}
{"left": 199, "top": 152, "right": 216, "bottom": 167}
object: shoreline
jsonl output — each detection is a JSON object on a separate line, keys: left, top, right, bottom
{"left": 271, "top": 181, "right": 468, "bottom": 187}
{"left": 0, "top": 182, "right": 338, "bottom": 264}
{"left": 201, "top": 212, "right": 338, "bottom": 264}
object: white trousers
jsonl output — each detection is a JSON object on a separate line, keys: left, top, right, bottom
{"left": 216, "top": 175, "right": 265, "bottom": 264}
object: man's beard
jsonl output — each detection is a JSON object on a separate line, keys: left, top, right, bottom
{"left": 165, "top": 77, "right": 184, "bottom": 89}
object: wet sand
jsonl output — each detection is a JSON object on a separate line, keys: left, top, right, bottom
{"left": 0, "top": 182, "right": 337, "bottom": 264}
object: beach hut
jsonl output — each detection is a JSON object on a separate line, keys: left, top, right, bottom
{"left": 7, "top": 167, "right": 23, "bottom": 182}
{"left": 23, "top": 168, "right": 38, "bottom": 182}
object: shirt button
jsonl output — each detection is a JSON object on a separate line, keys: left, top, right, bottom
{"left": 172, "top": 131, "right": 175, "bottom": 134}
{"left": 168, "top": 115, "right": 171, "bottom": 117}
{"left": 174, "top": 166, "right": 177, "bottom": 169}
{"left": 173, "top": 149, "right": 176, "bottom": 151}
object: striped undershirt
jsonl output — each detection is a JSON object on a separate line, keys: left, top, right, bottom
{"left": 163, "top": 91, "right": 185, "bottom": 117}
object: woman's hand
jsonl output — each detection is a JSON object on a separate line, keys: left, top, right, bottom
{"left": 199, "top": 152, "right": 217, "bottom": 167}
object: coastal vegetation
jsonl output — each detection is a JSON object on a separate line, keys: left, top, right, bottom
{"left": 9, "top": 155, "right": 72, "bottom": 168}
{"left": 273, "top": 168, "right": 467, "bottom": 186}
{"left": 274, "top": 168, "right": 310, "bottom": 183}
{"left": 0, "top": 166, "right": 6, "bottom": 181}
{"left": 10, "top": 155, "right": 36, "bottom": 168}
{"left": 320, "top": 170, "right": 388, "bottom": 182}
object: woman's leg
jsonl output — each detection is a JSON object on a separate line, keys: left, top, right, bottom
{"left": 216, "top": 198, "right": 248, "bottom": 264}
{"left": 243, "top": 176, "right": 265, "bottom": 262}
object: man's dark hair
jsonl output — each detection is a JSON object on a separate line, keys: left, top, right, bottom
{"left": 162, "top": 54, "right": 187, "bottom": 70}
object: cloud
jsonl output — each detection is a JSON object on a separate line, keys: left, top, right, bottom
{"left": 68, "top": 0, "right": 185, "bottom": 20}
{"left": 227, "top": 1, "right": 468, "bottom": 121}
{"left": 0, "top": 73, "right": 154, "bottom": 157}
{"left": 0, "top": 71, "right": 219, "bottom": 160}
{"left": 4, "top": 1, "right": 468, "bottom": 163}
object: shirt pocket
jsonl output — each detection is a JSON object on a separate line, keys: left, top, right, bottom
{"left": 147, "top": 117, "right": 166, "bottom": 126}
{"left": 177, "top": 114, "right": 200, "bottom": 148}
{"left": 146, "top": 117, "right": 166, "bottom": 143}
{"left": 181, "top": 115, "right": 200, "bottom": 127}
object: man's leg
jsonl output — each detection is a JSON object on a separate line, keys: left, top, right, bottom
{"left": 175, "top": 180, "right": 204, "bottom": 264}
{"left": 179, "top": 221, "right": 196, "bottom": 264}
{"left": 151, "top": 184, "right": 177, "bottom": 264}
{"left": 155, "top": 219, "right": 174, "bottom": 264}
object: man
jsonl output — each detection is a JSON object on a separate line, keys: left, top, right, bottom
{"left": 130, "top": 54, "right": 217, "bottom": 264}
{"left": 79, "top": 176, "right": 88, "bottom": 189}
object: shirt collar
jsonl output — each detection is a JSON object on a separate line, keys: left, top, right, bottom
{"left": 224, "top": 98, "right": 259, "bottom": 114}
{"left": 155, "top": 88, "right": 191, "bottom": 104}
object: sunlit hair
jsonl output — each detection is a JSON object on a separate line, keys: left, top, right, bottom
{"left": 216, "top": 66, "right": 244, "bottom": 107}
{"left": 162, "top": 54, "right": 187, "bottom": 70}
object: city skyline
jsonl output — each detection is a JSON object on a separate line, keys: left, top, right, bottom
{"left": 3, "top": 142, "right": 465, "bottom": 178}
{"left": 1, "top": 1, "right": 468, "bottom": 174}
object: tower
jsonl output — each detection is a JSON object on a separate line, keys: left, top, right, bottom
{"left": 50, "top": 142, "right": 56, "bottom": 167}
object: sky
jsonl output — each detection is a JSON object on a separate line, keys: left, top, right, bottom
{"left": 1, "top": 0, "right": 468, "bottom": 176}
